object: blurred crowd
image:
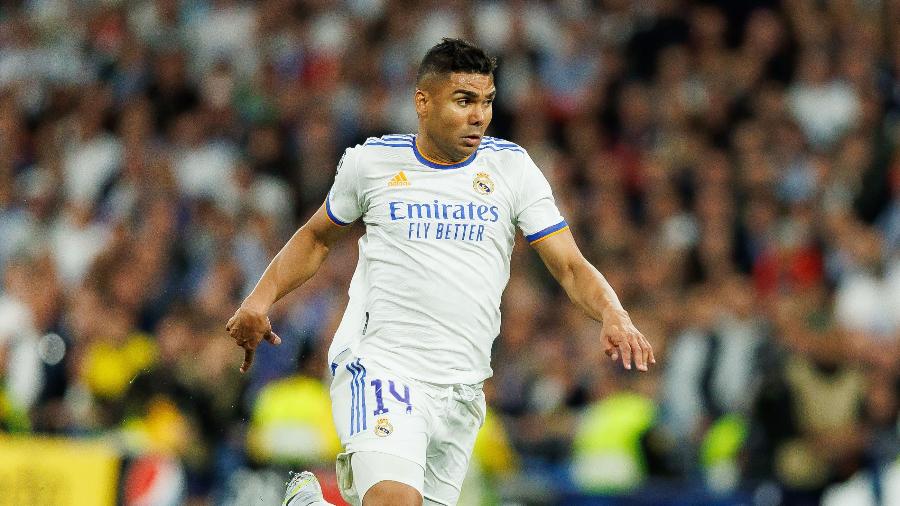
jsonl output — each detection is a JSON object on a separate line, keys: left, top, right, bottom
{"left": 1, "top": 0, "right": 900, "bottom": 504}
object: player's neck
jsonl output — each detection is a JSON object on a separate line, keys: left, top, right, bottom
{"left": 415, "top": 132, "right": 466, "bottom": 165}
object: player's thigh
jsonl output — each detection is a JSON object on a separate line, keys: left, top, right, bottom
{"left": 329, "top": 357, "right": 431, "bottom": 461}
{"left": 352, "top": 451, "right": 424, "bottom": 506}
{"left": 423, "top": 391, "right": 486, "bottom": 505}
{"left": 330, "top": 356, "right": 436, "bottom": 503}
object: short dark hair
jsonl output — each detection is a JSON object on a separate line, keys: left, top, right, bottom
{"left": 416, "top": 38, "right": 497, "bottom": 85}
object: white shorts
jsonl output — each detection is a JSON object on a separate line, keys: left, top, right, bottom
{"left": 329, "top": 352, "right": 486, "bottom": 505}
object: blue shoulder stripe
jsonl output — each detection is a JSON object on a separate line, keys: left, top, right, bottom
{"left": 478, "top": 145, "right": 525, "bottom": 153}
{"left": 325, "top": 198, "right": 352, "bottom": 226}
{"left": 525, "top": 220, "right": 569, "bottom": 243}
{"left": 381, "top": 134, "right": 414, "bottom": 140}
{"left": 364, "top": 141, "right": 413, "bottom": 147}
{"left": 482, "top": 136, "right": 522, "bottom": 148}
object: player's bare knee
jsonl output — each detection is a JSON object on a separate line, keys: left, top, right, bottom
{"left": 362, "top": 480, "right": 423, "bottom": 506}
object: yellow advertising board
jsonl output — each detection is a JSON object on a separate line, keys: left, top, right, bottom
{"left": 0, "top": 436, "right": 119, "bottom": 506}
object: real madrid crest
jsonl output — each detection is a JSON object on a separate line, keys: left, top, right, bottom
{"left": 473, "top": 172, "right": 494, "bottom": 195}
{"left": 374, "top": 417, "right": 393, "bottom": 437}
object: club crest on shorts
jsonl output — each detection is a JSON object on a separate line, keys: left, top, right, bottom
{"left": 374, "top": 417, "right": 393, "bottom": 437}
{"left": 473, "top": 172, "right": 494, "bottom": 195}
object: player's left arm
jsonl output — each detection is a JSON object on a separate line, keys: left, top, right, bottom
{"left": 532, "top": 229, "right": 656, "bottom": 371}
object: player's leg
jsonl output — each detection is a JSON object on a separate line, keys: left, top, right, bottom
{"left": 329, "top": 356, "right": 434, "bottom": 504}
{"left": 362, "top": 482, "right": 422, "bottom": 506}
{"left": 283, "top": 471, "right": 334, "bottom": 506}
{"left": 422, "top": 385, "right": 486, "bottom": 505}
{"left": 350, "top": 451, "right": 424, "bottom": 505}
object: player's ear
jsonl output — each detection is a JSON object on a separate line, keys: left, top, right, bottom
{"left": 414, "top": 88, "right": 429, "bottom": 118}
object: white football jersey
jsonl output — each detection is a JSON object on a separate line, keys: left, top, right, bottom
{"left": 326, "top": 134, "right": 567, "bottom": 385}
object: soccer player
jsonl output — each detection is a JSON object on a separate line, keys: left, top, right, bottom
{"left": 226, "top": 38, "right": 655, "bottom": 506}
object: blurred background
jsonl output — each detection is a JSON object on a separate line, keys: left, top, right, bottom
{"left": 1, "top": 0, "right": 899, "bottom": 505}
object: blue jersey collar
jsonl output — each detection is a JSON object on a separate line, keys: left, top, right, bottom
{"left": 412, "top": 136, "right": 477, "bottom": 170}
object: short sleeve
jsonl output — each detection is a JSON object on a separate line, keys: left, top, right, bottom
{"left": 325, "top": 147, "right": 363, "bottom": 226}
{"left": 515, "top": 153, "right": 568, "bottom": 245}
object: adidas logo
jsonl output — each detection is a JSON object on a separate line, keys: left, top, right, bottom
{"left": 388, "top": 171, "right": 411, "bottom": 187}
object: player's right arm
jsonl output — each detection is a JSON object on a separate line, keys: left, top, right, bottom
{"left": 227, "top": 147, "right": 364, "bottom": 373}
{"left": 226, "top": 204, "right": 351, "bottom": 372}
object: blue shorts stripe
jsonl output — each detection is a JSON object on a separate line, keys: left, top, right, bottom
{"left": 358, "top": 361, "right": 368, "bottom": 431}
{"left": 346, "top": 362, "right": 358, "bottom": 434}
{"left": 351, "top": 361, "right": 365, "bottom": 434}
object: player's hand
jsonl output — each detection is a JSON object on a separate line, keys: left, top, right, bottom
{"left": 225, "top": 305, "right": 282, "bottom": 373}
{"left": 601, "top": 309, "right": 655, "bottom": 371}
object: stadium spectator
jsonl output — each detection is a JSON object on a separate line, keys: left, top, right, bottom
{"left": 1, "top": 0, "right": 899, "bottom": 503}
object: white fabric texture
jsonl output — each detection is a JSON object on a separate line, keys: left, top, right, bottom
{"left": 326, "top": 134, "right": 565, "bottom": 384}
{"left": 330, "top": 353, "right": 485, "bottom": 506}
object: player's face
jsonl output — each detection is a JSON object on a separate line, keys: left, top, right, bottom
{"left": 418, "top": 72, "right": 495, "bottom": 161}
